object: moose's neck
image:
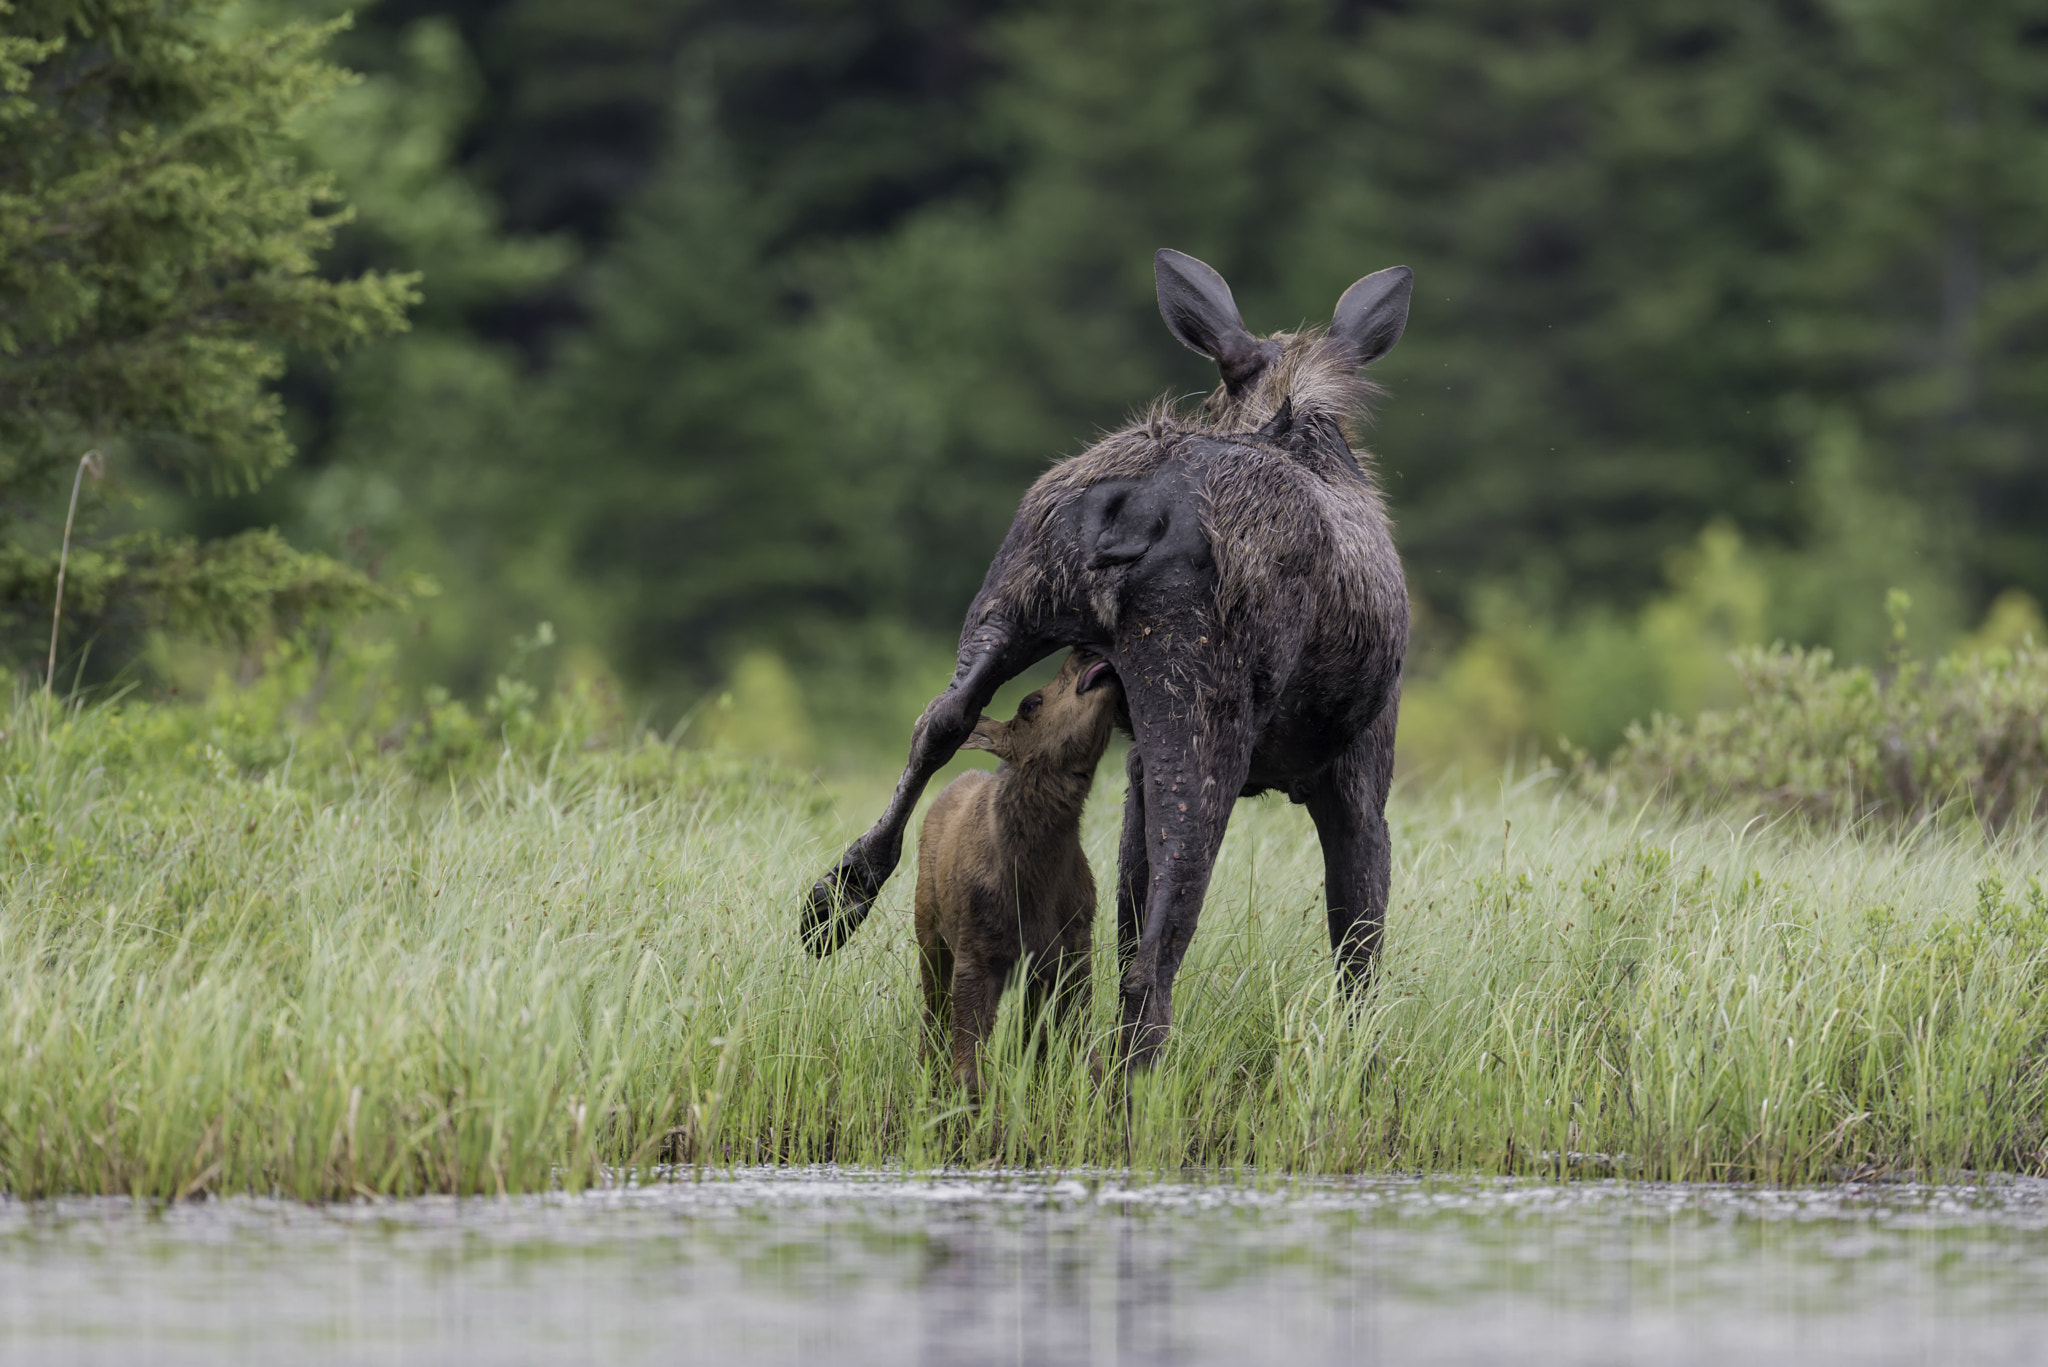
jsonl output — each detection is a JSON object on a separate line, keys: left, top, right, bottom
{"left": 989, "top": 760, "right": 1095, "bottom": 850}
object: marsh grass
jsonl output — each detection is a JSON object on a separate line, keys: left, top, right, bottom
{"left": 3, "top": 690, "right": 2046, "bottom": 1197}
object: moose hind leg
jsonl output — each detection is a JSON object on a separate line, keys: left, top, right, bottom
{"left": 1119, "top": 722, "right": 1255, "bottom": 1070}
{"left": 801, "top": 624, "right": 1050, "bottom": 954}
{"left": 1114, "top": 746, "right": 1150, "bottom": 977}
{"left": 1303, "top": 704, "right": 1398, "bottom": 993}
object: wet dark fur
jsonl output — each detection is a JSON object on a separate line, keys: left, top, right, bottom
{"left": 806, "top": 250, "right": 1413, "bottom": 1070}
{"left": 915, "top": 650, "right": 1119, "bottom": 1093}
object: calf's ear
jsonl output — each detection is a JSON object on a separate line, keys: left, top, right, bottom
{"left": 1155, "top": 248, "right": 1277, "bottom": 396}
{"left": 960, "top": 715, "right": 1014, "bottom": 763}
{"left": 1329, "top": 265, "right": 1413, "bottom": 368}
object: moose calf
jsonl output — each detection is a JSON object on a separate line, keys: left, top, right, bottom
{"left": 914, "top": 648, "right": 1120, "bottom": 1093}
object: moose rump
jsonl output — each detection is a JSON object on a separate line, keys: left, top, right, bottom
{"left": 805, "top": 248, "right": 1413, "bottom": 1070}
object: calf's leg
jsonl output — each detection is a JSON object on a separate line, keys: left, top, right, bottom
{"left": 1048, "top": 927, "right": 1092, "bottom": 1035}
{"left": 916, "top": 917, "right": 952, "bottom": 1067}
{"left": 1050, "top": 917, "right": 1102, "bottom": 1087}
{"left": 948, "top": 956, "right": 1009, "bottom": 1096}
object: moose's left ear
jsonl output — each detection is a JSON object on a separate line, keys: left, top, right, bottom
{"left": 1329, "top": 265, "right": 1413, "bottom": 368}
{"left": 1155, "top": 248, "right": 1279, "bottom": 396}
{"left": 959, "top": 715, "right": 1014, "bottom": 763}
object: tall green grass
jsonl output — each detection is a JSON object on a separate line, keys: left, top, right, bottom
{"left": 2, "top": 690, "right": 2044, "bottom": 1196}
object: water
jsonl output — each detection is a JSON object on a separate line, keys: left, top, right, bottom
{"left": 5, "top": 1169, "right": 2048, "bottom": 1365}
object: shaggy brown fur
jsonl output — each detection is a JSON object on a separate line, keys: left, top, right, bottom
{"left": 914, "top": 649, "right": 1120, "bottom": 1093}
{"left": 806, "top": 249, "right": 1413, "bottom": 1076}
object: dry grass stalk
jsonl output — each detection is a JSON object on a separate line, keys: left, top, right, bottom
{"left": 44, "top": 449, "right": 105, "bottom": 701}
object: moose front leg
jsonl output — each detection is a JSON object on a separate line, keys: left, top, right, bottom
{"left": 1117, "top": 692, "right": 1255, "bottom": 1070}
{"left": 801, "top": 620, "right": 1047, "bottom": 955}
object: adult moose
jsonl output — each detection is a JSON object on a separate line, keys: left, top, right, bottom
{"left": 804, "top": 249, "right": 1412, "bottom": 1069}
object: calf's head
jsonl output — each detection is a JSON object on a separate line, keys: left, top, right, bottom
{"left": 961, "top": 649, "right": 1120, "bottom": 773}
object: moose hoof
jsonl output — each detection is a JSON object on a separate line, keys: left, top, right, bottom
{"left": 798, "top": 846, "right": 884, "bottom": 956}
{"left": 1115, "top": 1008, "right": 1172, "bottom": 1073}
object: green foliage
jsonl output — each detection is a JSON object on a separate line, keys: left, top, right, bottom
{"left": 1402, "top": 522, "right": 1775, "bottom": 770}
{"left": 269, "top": 11, "right": 576, "bottom": 694}
{"left": 1596, "top": 623, "right": 2048, "bottom": 832}
{"left": 1398, "top": 518, "right": 2048, "bottom": 782}
{"left": 0, "top": 677, "right": 823, "bottom": 1198}
{"left": 0, "top": 0, "right": 415, "bottom": 653}
{"left": 695, "top": 649, "right": 815, "bottom": 763}
{"left": 0, "top": 526, "right": 400, "bottom": 645}
{"left": 1319, "top": 0, "right": 2048, "bottom": 623}
{"left": 71, "top": 0, "right": 2041, "bottom": 753}
{"left": 331, "top": 0, "right": 2048, "bottom": 729}
{"left": 118, "top": 621, "right": 746, "bottom": 790}
{"left": 539, "top": 90, "right": 824, "bottom": 685}
{"left": 0, "top": 0, "right": 415, "bottom": 487}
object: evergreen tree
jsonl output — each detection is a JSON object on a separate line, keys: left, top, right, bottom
{"left": 241, "top": 0, "right": 2048, "bottom": 712}
{"left": 542, "top": 90, "right": 821, "bottom": 689}
{"left": 274, "top": 10, "right": 574, "bottom": 693}
{"left": 0, "top": 0, "right": 415, "bottom": 661}
{"left": 1759, "top": 0, "right": 2048, "bottom": 654}
{"left": 1318, "top": 1, "right": 1795, "bottom": 610}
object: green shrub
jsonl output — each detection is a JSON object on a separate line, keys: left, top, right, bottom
{"left": 1593, "top": 616, "right": 2048, "bottom": 831}
{"left": 1401, "top": 523, "right": 1770, "bottom": 773}
{"left": 5, "top": 625, "right": 813, "bottom": 804}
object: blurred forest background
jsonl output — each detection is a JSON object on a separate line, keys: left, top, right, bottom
{"left": 7, "top": 0, "right": 2048, "bottom": 774}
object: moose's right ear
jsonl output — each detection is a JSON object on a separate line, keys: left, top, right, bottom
{"left": 959, "top": 715, "right": 1013, "bottom": 762}
{"left": 1329, "top": 265, "right": 1413, "bottom": 368}
{"left": 1155, "top": 248, "right": 1277, "bottom": 396}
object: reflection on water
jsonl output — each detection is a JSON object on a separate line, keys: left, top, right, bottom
{"left": 5, "top": 1169, "right": 2048, "bottom": 1365}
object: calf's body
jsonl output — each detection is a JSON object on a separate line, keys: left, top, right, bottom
{"left": 914, "top": 650, "right": 1118, "bottom": 1091}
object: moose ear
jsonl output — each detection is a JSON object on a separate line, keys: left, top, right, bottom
{"left": 959, "top": 715, "right": 1013, "bottom": 762}
{"left": 1329, "top": 265, "right": 1413, "bottom": 368}
{"left": 1155, "top": 248, "right": 1277, "bottom": 396}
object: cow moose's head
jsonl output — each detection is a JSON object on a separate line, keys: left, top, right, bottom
{"left": 1153, "top": 248, "right": 1413, "bottom": 432}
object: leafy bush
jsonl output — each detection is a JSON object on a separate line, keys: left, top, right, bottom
{"left": 1593, "top": 605, "right": 2048, "bottom": 831}
{"left": 5, "top": 627, "right": 819, "bottom": 809}
{"left": 1398, "top": 526, "right": 1759, "bottom": 774}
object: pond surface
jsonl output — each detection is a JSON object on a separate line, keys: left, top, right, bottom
{"left": 5, "top": 1168, "right": 2048, "bottom": 1365}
